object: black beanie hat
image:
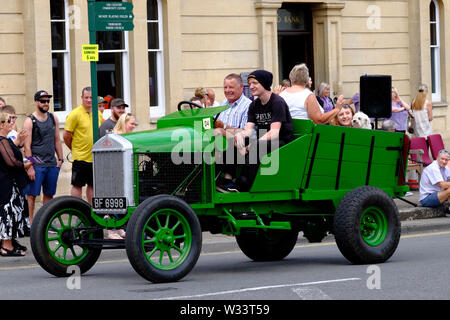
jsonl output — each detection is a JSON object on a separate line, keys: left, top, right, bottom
{"left": 247, "top": 70, "right": 273, "bottom": 91}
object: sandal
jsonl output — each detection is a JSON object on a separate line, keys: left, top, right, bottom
{"left": 117, "top": 229, "right": 126, "bottom": 238}
{"left": 12, "top": 239, "right": 27, "bottom": 252}
{"left": 106, "top": 230, "right": 123, "bottom": 240}
{"left": 0, "top": 247, "right": 25, "bottom": 257}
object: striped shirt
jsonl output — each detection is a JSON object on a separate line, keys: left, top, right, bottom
{"left": 217, "top": 94, "right": 251, "bottom": 129}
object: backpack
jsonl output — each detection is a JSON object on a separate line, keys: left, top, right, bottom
{"left": 28, "top": 112, "right": 55, "bottom": 141}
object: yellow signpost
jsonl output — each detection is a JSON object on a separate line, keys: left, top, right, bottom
{"left": 82, "top": 44, "right": 99, "bottom": 62}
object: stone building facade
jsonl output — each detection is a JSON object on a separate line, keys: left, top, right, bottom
{"left": 0, "top": 0, "right": 449, "bottom": 138}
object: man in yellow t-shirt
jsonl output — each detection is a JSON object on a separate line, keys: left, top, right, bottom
{"left": 63, "top": 87, "right": 102, "bottom": 205}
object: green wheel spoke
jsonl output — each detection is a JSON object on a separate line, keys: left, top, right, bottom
{"left": 172, "top": 244, "right": 183, "bottom": 254}
{"left": 171, "top": 220, "right": 181, "bottom": 232}
{"left": 49, "top": 224, "right": 60, "bottom": 233}
{"left": 155, "top": 216, "right": 162, "bottom": 229}
{"left": 52, "top": 243, "right": 62, "bottom": 255}
{"left": 159, "top": 250, "right": 165, "bottom": 265}
{"left": 74, "top": 220, "right": 83, "bottom": 229}
{"left": 62, "top": 247, "right": 68, "bottom": 260}
{"left": 70, "top": 247, "right": 78, "bottom": 258}
{"left": 146, "top": 247, "right": 158, "bottom": 259}
{"left": 167, "top": 251, "right": 174, "bottom": 263}
{"left": 145, "top": 226, "right": 157, "bottom": 235}
{"left": 164, "top": 213, "right": 171, "bottom": 228}
{"left": 143, "top": 238, "right": 156, "bottom": 245}
{"left": 57, "top": 215, "right": 65, "bottom": 228}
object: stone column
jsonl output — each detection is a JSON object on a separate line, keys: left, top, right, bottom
{"left": 254, "top": 0, "right": 282, "bottom": 87}
{"left": 161, "top": 0, "right": 183, "bottom": 115}
{"left": 23, "top": 0, "right": 53, "bottom": 114}
{"left": 69, "top": 0, "right": 90, "bottom": 108}
{"left": 129, "top": 0, "right": 151, "bottom": 130}
{"left": 312, "top": 3, "right": 345, "bottom": 96}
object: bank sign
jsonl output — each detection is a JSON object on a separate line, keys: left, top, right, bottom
{"left": 277, "top": 8, "right": 306, "bottom": 31}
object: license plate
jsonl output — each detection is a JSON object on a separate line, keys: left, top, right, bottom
{"left": 92, "top": 197, "right": 126, "bottom": 210}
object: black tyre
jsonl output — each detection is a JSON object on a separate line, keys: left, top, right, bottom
{"left": 236, "top": 230, "right": 299, "bottom": 261}
{"left": 125, "top": 195, "right": 202, "bottom": 283}
{"left": 333, "top": 186, "right": 401, "bottom": 264}
{"left": 30, "top": 196, "right": 103, "bottom": 277}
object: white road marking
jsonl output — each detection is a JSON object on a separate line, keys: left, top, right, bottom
{"left": 293, "top": 287, "right": 332, "bottom": 300}
{"left": 156, "top": 277, "right": 360, "bottom": 300}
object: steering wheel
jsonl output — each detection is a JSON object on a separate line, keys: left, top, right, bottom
{"left": 176, "top": 100, "right": 223, "bottom": 129}
{"left": 177, "top": 101, "right": 203, "bottom": 111}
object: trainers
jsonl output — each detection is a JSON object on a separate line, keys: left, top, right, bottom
{"left": 405, "top": 192, "right": 413, "bottom": 197}
{"left": 445, "top": 206, "right": 450, "bottom": 217}
{"left": 216, "top": 181, "right": 239, "bottom": 193}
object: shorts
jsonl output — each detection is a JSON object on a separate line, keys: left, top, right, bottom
{"left": 26, "top": 166, "right": 60, "bottom": 196}
{"left": 71, "top": 160, "right": 93, "bottom": 187}
{"left": 420, "top": 192, "right": 442, "bottom": 208}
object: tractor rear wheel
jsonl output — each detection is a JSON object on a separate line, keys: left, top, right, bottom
{"left": 236, "top": 230, "right": 298, "bottom": 261}
{"left": 334, "top": 186, "right": 400, "bottom": 264}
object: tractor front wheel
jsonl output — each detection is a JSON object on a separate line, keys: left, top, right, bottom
{"left": 30, "top": 196, "right": 103, "bottom": 277}
{"left": 125, "top": 195, "right": 202, "bottom": 283}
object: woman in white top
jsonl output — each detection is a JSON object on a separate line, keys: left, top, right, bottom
{"left": 279, "top": 64, "right": 344, "bottom": 124}
{"left": 411, "top": 84, "right": 433, "bottom": 137}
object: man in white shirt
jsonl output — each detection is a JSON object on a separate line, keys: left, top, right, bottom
{"left": 215, "top": 74, "right": 252, "bottom": 192}
{"left": 419, "top": 149, "right": 450, "bottom": 210}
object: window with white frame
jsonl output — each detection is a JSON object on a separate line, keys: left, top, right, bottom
{"left": 51, "top": 0, "right": 71, "bottom": 115}
{"left": 96, "top": 0, "right": 130, "bottom": 106}
{"left": 148, "top": 0, "right": 165, "bottom": 117}
{"left": 430, "top": 0, "right": 441, "bottom": 102}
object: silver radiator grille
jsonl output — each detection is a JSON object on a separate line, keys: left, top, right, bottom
{"left": 92, "top": 134, "right": 135, "bottom": 210}
{"left": 93, "top": 151, "right": 126, "bottom": 197}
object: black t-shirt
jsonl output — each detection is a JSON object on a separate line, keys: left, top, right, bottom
{"left": 247, "top": 93, "right": 294, "bottom": 144}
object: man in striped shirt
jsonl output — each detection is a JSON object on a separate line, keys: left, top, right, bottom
{"left": 215, "top": 73, "right": 251, "bottom": 192}
{"left": 216, "top": 73, "right": 251, "bottom": 135}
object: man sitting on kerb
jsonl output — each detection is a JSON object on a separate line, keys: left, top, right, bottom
{"left": 419, "top": 149, "right": 450, "bottom": 215}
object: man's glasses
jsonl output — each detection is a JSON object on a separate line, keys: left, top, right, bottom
{"left": 38, "top": 100, "right": 51, "bottom": 104}
{"left": 1, "top": 118, "right": 11, "bottom": 124}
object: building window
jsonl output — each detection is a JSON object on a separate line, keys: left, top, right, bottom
{"left": 148, "top": 0, "right": 165, "bottom": 117}
{"left": 96, "top": 0, "right": 130, "bottom": 103}
{"left": 430, "top": 0, "right": 441, "bottom": 102}
{"left": 51, "top": 0, "right": 71, "bottom": 113}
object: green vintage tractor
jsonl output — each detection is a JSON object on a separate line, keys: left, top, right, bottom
{"left": 31, "top": 102, "right": 409, "bottom": 283}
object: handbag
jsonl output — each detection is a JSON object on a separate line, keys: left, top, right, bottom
{"left": 407, "top": 111, "right": 415, "bottom": 134}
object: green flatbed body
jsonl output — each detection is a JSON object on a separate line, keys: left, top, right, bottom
{"left": 93, "top": 107, "right": 409, "bottom": 234}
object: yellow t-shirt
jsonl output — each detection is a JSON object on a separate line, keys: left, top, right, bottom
{"left": 64, "top": 105, "right": 102, "bottom": 162}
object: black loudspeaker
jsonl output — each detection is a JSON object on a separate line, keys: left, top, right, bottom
{"left": 360, "top": 75, "right": 392, "bottom": 119}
